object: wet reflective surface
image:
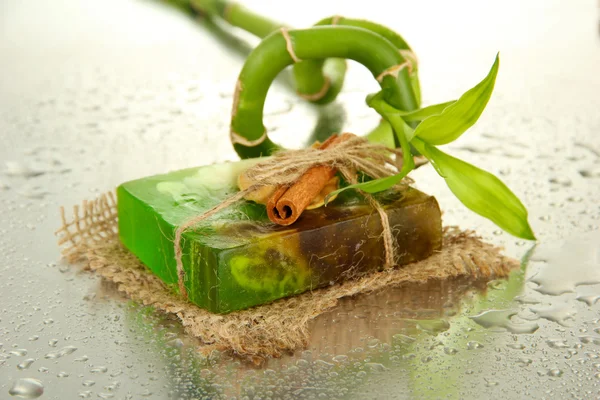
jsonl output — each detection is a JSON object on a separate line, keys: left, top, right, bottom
{"left": 1, "top": 0, "right": 600, "bottom": 398}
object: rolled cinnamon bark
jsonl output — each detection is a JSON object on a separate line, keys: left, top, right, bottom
{"left": 267, "top": 133, "right": 350, "bottom": 225}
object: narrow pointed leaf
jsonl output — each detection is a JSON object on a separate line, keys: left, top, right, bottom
{"left": 364, "top": 92, "right": 455, "bottom": 124}
{"left": 414, "top": 54, "right": 500, "bottom": 145}
{"left": 325, "top": 171, "right": 406, "bottom": 200}
{"left": 396, "top": 100, "right": 456, "bottom": 122}
{"left": 412, "top": 138, "right": 535, "bottom": 240}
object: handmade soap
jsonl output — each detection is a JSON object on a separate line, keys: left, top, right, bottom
{"left": 117, "top": 160, "right": 442, "bottom": 313}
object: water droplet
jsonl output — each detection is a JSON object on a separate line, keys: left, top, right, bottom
{"left": 546, "top": 339, "right": 570, "bottom": 349}
{"left": 44, "top": 345, "right": 77, "bottom": 359}
{"left": 365, "top": 362, "right": 387, "bottom": 372}
{"left": 485, "top": 379, "right": 499, "bottom": 387}
{"left": 17, "top": 359, "right": 34, "bottom": 370}
{"left": 78, "top": 391, "right": 92, "bottom": 399}
{"left": 355, "top": 371, "right": 367, "bottom": 378}
{"left": 332, "top": 355, "right": 348, "bottom": 363}
{"left": 444, "top": 347, "right": 458, "bottom": 355}
{"left": 8, "top": 378, "right": 44, "bottom": 399}
{"left": 514, "top": 295, "right": 540, "bottom": 305}
{"left": 410, "top": 319, "right": 450, "bottom": 334}
{"left": 529, "top": 232, "right": 600, "bottom": 295}
{"left": 82, "top": 380, "right": 95, "bottom": 387}
{"left": 314, "top": 360, "right": 334, "bottom": 369}
{"left": 579, "top": 168, "right": 600, "bottom": 178}
{"left": 48, "top": 339, "right": 58, "bottom": 347}
{"left": 470, "top": 309, "right": 539, "bottom": 334}
{"left": 579, "top": 335, "right": 600, "bottom": 345}
{"left": 517, "top": 357, "right": 533, "bottom": 366}
{"left": 467, "top": 341, "right": 484, "bottom": 350}
{"left": 295, "top": 359, "right": 309, "bottom": 367}
{"left": 104, "top": 381, "right": 121, "bottom": 392}
{"left": 575, "top": 286, "right": 600, "bottom": 306}
{"left": 548, "top": 177, "right": 572, "bottom": 187}
{"left": 90, "top": 366, "right": 108, "bottom": 374}
{"left": 530, "top": 304, "right": 577, "bottom": 326}
{"left": 392, "top": 334, "right": 416, "bottom": 344}
{"left": 547, "top": 368, "right": 563, "bottom": 377}
{"left": 9, "top": 349, "right": 27, "bottom": 356}
{"left": 3, "top": 162, "right": 45, "bottom": 178}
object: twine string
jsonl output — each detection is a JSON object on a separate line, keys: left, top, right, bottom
{"left": 174, "top": 134, "right": 406, "bottom": 299}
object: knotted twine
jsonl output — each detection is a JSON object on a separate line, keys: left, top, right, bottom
{"left": 174, "top": 134, "right": 408, "bottom": 299}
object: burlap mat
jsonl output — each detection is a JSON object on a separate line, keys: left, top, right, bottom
{"left": 56, "top": 192, "right": 518, "bottom": 359}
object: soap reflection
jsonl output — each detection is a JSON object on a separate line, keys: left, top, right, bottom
{"left": 308, "top": 278, "right": 486, "bottom": 355}
{"left": 111, "top": 276, "right": 497, "bottom": 398}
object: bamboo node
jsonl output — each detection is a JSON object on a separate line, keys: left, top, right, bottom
{"left": 280, "top": 28, "right": 302, "bottom": 63}
{"left": 297, "top": 77, "right": 331, "bottom": 102}
{"left": 399, "top": 49, "right": 419, "bottom": 74}
{"left": 331, "top": 15, "right": 343, "bottom": 25}
{"left": 230, "top": 130, "right": 268, "bottom": 147}
{"left": 376, "top": 61, "right": 411, "bottom": 83}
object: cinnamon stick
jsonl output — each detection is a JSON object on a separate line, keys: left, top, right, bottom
{"left": 267, "top": 133, "right": 351, "bottom": 226}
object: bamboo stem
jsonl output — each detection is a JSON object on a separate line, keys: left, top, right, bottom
{"left": 189, "top": 0, "right": 343, "bottom": 103}
{"left": 367, "top": 92, "right": 415, "bottom": 178}
{"left": 165, "top": 0, "right": 422, "bottom": 153}
{"left": 190, "top": 0, "right": 282, "bottom": 38}
{"left": 310, "top": 16, "right": 420, "bottom": 104}
{"left": 316, "top": 17, "right": 412, "bottom": 49}
{"left": 185, "top": 1, "right": 420, "bottom": 106}
{"left": 231, "top": 26, "right": 418, "bottom": 158}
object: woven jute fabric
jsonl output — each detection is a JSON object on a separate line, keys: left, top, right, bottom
{"left": 56, "top": 192, "right": 518, "bottom": 359}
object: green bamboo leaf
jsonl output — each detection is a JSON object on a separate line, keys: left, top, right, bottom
{"left": 364, "top": 92, "right": 455, "bottom": 124}
{"left": 396, "top": 100, "right": 456, "bottom": 122}
{"left": 412, "top": 138, "right": 535, "bottom": 240}
{"left": 414, "top": 53, "right": 500, "bottom": 145}
{"left": 327, "top": 171, "right": 406, "bottom": 198}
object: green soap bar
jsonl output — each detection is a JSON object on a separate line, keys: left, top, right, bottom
{"left": 117, "top": 160, "right": 443, "bottom": 313}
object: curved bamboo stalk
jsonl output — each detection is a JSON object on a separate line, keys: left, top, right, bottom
{"left": 296, "top": 16, "right": 420, "bottom": 104}
{"left": 187, "top": 0, "right": 420, "bottom": 105}
{"left": 230, "top": 26, "right": 418, "bottom": 158}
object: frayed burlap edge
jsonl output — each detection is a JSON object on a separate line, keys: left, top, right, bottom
{"left": 56, "top": 192, "right": 519, "bottom": 359}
